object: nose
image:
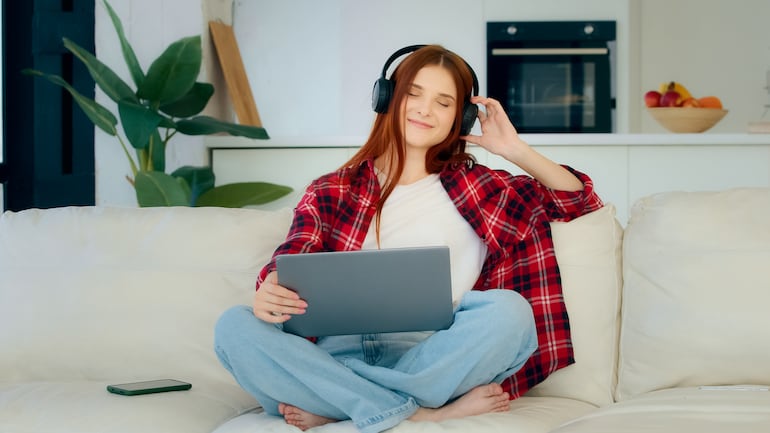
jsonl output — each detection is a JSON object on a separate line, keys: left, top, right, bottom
{"left": 415, "top": 96, "right": 432, "bottom": 116}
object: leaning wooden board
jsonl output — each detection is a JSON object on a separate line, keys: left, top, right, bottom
{"left": 208, "top": 20, "right": 263, "bottom": 127}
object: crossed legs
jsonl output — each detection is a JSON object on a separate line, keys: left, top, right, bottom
{"left": 214, "top": 289, "right": 537, "bottom": 433}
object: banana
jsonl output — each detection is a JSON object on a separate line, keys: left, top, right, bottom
{"left": 658, "top": 81, "right": 693, "bottom": 100}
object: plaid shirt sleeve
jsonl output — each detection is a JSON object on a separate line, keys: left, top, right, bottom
{"left": 442, "top": 162, "right": 604, "bottom": 399}
{"left": 256, "top": 181, "right": 325, "bottom": 288}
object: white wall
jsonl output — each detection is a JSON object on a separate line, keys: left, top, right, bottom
{"left": 93, "top": 0, "right": 770, "bottom": 206}
{"left": 235, "top": 0, "right": 631, "bottom": 139}
{"left": 234, "top": 0, "right": 487, "bottom": 138}
{"left": 637, "top": 0, "right": 770, "bottom": 133}
{"left": 234, "top": 0, "right": 770, "bottom": 136}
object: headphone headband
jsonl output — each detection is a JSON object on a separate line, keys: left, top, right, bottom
{"left": 378, "top": 45, "right": 480, "bottom": 98}
{"left": 379, "top": 45, "right": 428, "bottom": 80}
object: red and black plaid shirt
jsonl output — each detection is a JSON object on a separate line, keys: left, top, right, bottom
{"left": 258, "top": 158, "right": 603, "bottom": 398}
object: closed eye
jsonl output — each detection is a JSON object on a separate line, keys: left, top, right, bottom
{"left": 409, "top": 84, "right": 455, "bottom": 108}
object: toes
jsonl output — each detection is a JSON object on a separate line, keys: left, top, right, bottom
{"left": 484, "top": 382, "right": 504, "bottom": 396}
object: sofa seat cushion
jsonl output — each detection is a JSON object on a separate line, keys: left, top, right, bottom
{"left": 549, "top": 387, "right": 770, "bottom": 433}
{"left": 0, "top": 380, "right": 258, "bottom": 433}
{"left": 212, "top": 396, "right": 597, "bottom": 433}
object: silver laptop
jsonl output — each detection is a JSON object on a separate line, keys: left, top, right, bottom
{"left": 275, "top": 246, "right": 454, "bottom": 337}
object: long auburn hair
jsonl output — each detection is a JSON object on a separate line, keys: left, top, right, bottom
{"left": 343, "top": 45, "right": 476, "bottom": 244}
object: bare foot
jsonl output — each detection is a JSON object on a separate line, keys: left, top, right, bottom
{"left": 409, "top": 383, "right": 510, "bottom": 423}
{"left": 278, "top": 403, "right": 338, "bottom": 431}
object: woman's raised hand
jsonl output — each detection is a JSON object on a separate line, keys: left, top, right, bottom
{"left": 464, "top": 96, "right": 584, "bottom": 191}
{"left": 462, "top": 96, "right": 531, "bottom": 164}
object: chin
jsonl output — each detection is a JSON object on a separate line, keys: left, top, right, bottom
{"left": 406, "top": 140, "right": 442, "bottom": 151}
{"left": 405, "top": 133, "right": 446, "bottom": 150}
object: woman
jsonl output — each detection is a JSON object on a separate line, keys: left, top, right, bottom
{"left": 215, "top": 45, "right": 603, "bottom": 432}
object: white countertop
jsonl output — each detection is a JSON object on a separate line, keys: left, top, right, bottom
{"left": 206, "top": 133, "right": 770, "bottom": 149}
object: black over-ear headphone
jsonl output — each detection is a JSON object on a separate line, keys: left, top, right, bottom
{"left": 371, "top": 44, "right": 479, "bottom": 136}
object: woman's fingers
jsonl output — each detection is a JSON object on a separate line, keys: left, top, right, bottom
{"left": 254, "top": 272, "right": 307, "bottom": 322}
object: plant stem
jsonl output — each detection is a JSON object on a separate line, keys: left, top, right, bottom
{"left": 138, "top": 148, "right": 149, "bottom": 172}
{"left": 117, "top": 134, "right": 139, "bottom": 176}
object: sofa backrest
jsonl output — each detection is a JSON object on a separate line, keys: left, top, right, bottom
{"left": 524, "top": 204, "right": 624, "bottom": 407}
{"left": 616, "top": 188, "right": 770, "bottom": 400}
{"left": 0, "top": 206, "right": 291, "bottom": 385}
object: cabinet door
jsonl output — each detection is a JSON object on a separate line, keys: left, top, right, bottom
{"left": 628, "top": 145, "right": 770, "bottom": 212}
{"left": 211, "top": 147, "right": 357, "bottom": 210}
{"left": 482, "top": 145, "right": 630, "bottom": 224}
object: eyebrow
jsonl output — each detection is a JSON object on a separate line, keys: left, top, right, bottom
{"left": 410, "top": 84, "right": 456, "bottom": 101}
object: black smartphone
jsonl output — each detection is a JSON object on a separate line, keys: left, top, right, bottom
{"left": 106, "top": 379, "right": 192, "bottom": 396}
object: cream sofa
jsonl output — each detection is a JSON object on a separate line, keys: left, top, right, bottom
{"left": 1, "top": 187, "right": 769, "bottom": 433}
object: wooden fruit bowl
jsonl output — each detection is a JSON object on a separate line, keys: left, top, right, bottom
{"left": 647, "top": 107, "right": 728, "bottom": 133}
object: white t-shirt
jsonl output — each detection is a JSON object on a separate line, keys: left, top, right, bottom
{"left": 361, "top": 173, "right": 487, "bottom": 303}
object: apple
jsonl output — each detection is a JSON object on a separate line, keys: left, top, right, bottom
{"left": 660, "top": 90, "right": 682, "bottom": 107}
{"left": 644, "top": 90, "right": 662, "bottom": 107}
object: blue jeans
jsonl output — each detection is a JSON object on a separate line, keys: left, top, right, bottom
{"left": 214, "top": 289, "right": 537, "bottom": 433}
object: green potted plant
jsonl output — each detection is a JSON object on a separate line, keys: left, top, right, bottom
{"left": 24, "top": 0, "right": 291, "bottom": 207}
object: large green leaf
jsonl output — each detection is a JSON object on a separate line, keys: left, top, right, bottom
{"left": 175, "top": 116, "right": 270, "bottom": 139}
{"left": 134, "top": 171, "right": 190, "bottom": 207}
{"left": 103, "top": 0, "right": 144, "bottom": 89}
{"left": 137, "top": 35, "right": 201, "bottom": 104}
{"left": 171, "top": 165, "right": 215, "bottom": 206}
{"left": 159, "top": 82, "right": 214, "bottom": 118}
{"left": 63, "top": 37, "right": 136, "bottom": 104}
{"left": 118, "top": 99, "right": 164, "bottom": 150}
{"left": 158, "top": 116, "right": 177, "bottom": 129}
{"left": 195, "top": 182, "right": 292, "bottom": 208}
{"left": 23, "top": 69, "right": 118, "bottom": 136}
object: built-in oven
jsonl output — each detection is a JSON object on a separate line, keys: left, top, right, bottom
{"left": 487, "top": 21, "right": 616, "bottom": 133}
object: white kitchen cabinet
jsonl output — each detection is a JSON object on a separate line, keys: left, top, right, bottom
{"left": 211, "top": 147, "right": 359, "bottom": 211}
{"left": 627, "top": 145, "right": 770, "bottom": 210}
{"left": 480, "top": 146, "right": 630, "bottom": 223}
{"left": 209, "top": 135, "right": 770, "bottom": 225}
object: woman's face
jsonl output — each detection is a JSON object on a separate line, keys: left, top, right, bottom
{"left": 400, "top": 65, "right": 458, "bottom": 153}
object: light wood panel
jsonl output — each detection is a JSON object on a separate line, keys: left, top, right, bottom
{"left": 209, "top": 20, "right": 263, "bottom": 127}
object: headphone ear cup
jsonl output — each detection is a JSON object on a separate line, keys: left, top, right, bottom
{"left": 460, "top": 103, "right": 478, "bottom": 136}
{"left": 372, "top": 78, "right": 393, "bottom": 113}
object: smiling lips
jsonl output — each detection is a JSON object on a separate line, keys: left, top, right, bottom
{"left": 408, "top": 118, "right": 433, "bottom": 129}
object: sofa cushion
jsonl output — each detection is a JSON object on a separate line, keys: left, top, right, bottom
{"left": 549, "top": 387, "right": 770, "bottom": 433}
{"left": 616, "top": 188, "right": 770, "bottom": 400}
{"left": 0, "top": 206, "right": 291, "bottom": 385}
{"left": 524, "top": 205, "right": 623, "bottom": 407}
{"left": 0, "top": 380, "right": 258, "bottom": 433}
{"left": 211, "top": 396, "right": 597, "bottom": 433}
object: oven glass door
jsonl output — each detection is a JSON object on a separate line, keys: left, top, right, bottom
{"left": 488, "top": 48, "right": 611, "bottom": 133}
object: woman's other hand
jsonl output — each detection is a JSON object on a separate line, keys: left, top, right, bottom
{"left": 462, "top": 96, "right": 530, "bottom": 163}
{"left": 462, "top": 96, "right": 583, "bottom": 191}
{"left": 253, "top": 271, "right": 308, "bottom": 323}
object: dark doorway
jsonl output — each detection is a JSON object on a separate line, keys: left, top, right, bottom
{"left": 2, "top": 0, "right": 95, "bottom": 211}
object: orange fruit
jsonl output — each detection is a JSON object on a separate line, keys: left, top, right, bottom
{"left": 681, "top": 97, "right": 700, "bottom": 107}
{"left": 697, "top": 96, "right": 723, "bottom": 109}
